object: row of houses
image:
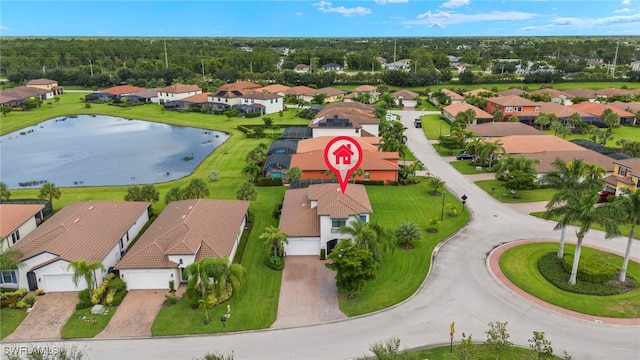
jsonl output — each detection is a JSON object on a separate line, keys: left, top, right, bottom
{"left": 0, "top": 79, "right": 64, "bottom": 107}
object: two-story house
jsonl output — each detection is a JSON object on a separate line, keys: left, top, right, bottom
{"left": 26, "top": 78, "right": 63, "bottom": 95}
{"left": 157, "top": 83, "right": 202, "bottom": 104}
{"left": 279, "top": 183, "right": 373, "bottom": 256}
{"left": 238, "top": 92, "right": 284, "bottom": 115}
{"left": 485, "top": 95, "right": 540, "bottom": 121}
{"left": 603, "top": 158, "right": 640, "bottom": 195}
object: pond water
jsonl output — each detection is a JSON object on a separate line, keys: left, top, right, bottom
{"left": 0, "top": 115, "right": 228, "bottom": 188}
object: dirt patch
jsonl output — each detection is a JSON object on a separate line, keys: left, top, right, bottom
{"left": 4, "top": 292, "right": 78, "bottom": 341}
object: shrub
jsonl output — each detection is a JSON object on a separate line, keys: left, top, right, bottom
{"left": 237, "top": 125, "right": 251, "bottom": 135}
{"left": 92, "top": 273, "right": 115, "bottom": 304}
{"left": 35, "top": 289, "right": 45, "bottom": 296}
{"left": 244, "top": 112, "right": 261, "bottom": 118}
{"left": 265, "top": 255, "right": 285, "bottom": 271}
{"left": 165, "top": 293, "right": 178, "bottom": 306}
{"left": 25, "top": 295, "right": 36, "bottom": 307}
{"left": 257, "top": 177, "right": 283, "bottom": 187}
{"left": 562, "top": 254, "right": 617, "bottom": 284}
{"left": 185, "top": 285, "right": 201, "bottom": 309}
{"left": 16, "top": 300, "right": 28, "bottom": 309}
{"left": 110, "top": 290, "right": 127, "bottom": 306}
{"left": 0, "top": 288, "right": 27, "bottom": 308}
{"left": 76, "top": 289, "right": 93, "bottom": 310}
{"left": 107, "top": 278, "right": 127, "bottom": 293}
{"left": 354, "top": 180, "right": 385, "bottom": 186}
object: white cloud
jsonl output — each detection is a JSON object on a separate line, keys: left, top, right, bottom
{"left": 295, "top": 11, "right": 303, "bottom": 16}
{"left": 314, "top": 1, "right": 372, "bottom": 16}
{"left": 551, "top": 12, "right": 640, "bottom": 27}
{"left": 389, "top": 16, "right": 406, "bottom": 19}
{"left": 0, "top": 25, "right": 9, "bottom": 31}
{"left": 407, "top": 10, "right": 536, "bottom": 27}
{"left": 374, "top": 0, "right": 409, "bottom": 4}
{"left": 441, "top": 0, "right": 470, "bottom": 8}
{"left": 622, "top": 0, "right": 631, "bottom": 4}
{"left": 613, "top": 8, "right": 633, "bottom": 13}
{"left": 405, "top": 25, "right": 412, "bottom": 28}
{"left": 96, "top": 31, "right": 107, "bottom": 35}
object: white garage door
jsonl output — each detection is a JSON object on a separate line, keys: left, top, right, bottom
{"left": 123, "top": 270, "right": 171, "bottom": 290}
{"left": 43, "top": 274, "right": 80, "bottom": 292}
{"left": 285, "top": 239, "right": 320, "bottom": 256}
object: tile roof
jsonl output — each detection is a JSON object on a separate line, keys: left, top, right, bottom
{"left": 498, "top": 135, "right": 587, "bottom": 154}
{"left": 296, "top": 136, "right": 379, "bottom": 153}
{"left": 463, "top": 88, "right": 494, "bottom": 97}
{"left": 308, "top": 87, "right": 347, "bottom": 97}
{"left": 158, "top": 83, "right": 202, "bottom": 94}
{"left": 563, "top": 88, "right": 596, "bottom": 99}
{"left": 467, "top": 122, "right": 542, "bottom": 137}
{"left": 311, "top": 102, "right": 379, "bottom": 126}
{"left": 0, "top": 204, "right": 45, "bottom": 238}
{"left": 290, "top": 149, "right": 398, "bottom": 172}
{"left": 392, "top": 89, "right": 419, "bottom": 100}
{"left": 116, "top": 200, "right": 249, "bottom": 269}
{"left": 0, "top": 86, "right": 50, "bottom": 100}
{"left": 210, "top": 89, "right": 249, "bottom": 99}
{"left": 279, "top": 184, "right": 372, "bottom": 237}
{"left": 609, "top": 101, "right": 640, "bottom": 114}
{"left": 14, "top": 201, "right": 150, "bottom": 264}
{"left": 525, "top": 151, "right": 616, "bottom": 173}
{"left": 102, "top": 85, "right": 146, "bottom": 96}
{"left": 486, "top": 95, "right": 537, "bottom": 107}
{"left": 570, "top": 102, "right": 636, "bottom": 118}
{"left": 527, "top": 88, "right": 574, "bottom": 99}
{"left": 27, "top": 78, "right": 57, "bottom": 85}
{"left": 255, "top": 84, "right": 291, "bottom": 94}
{"left": 354, "top": 85, "right": 377, "bottom": 92}
{"left": 285, "top": 86, "right": 317, "bottom": 96}
{"left": 534, "top": 102, "right": 592, "bottom": 118}
{"left": 218, "top": 81, "right": 262, "bottom": 92}
{"left": 180, "top": 92, "right": 214, "bottom": 103}
{"left": 440, "top": 89, "right": 464, "bottom": 101}
{"left": 497, "top": 88, "right": 526, "bottom": 97}
{"left": 594, "top": 88, "right": 634, "bottom": 97}
{"left": 443, "top": 103, "right": 493, "bottom": 119}
{"left": 614, "top": 158, "right": 640, "bottom": 172}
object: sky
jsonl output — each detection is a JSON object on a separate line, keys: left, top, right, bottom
{"left": 1, "top": 0, "right": 640, "bottom": 37}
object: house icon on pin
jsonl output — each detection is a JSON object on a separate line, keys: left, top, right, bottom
{"left": 333, "top": 144, "right": 354, "bottom": 165}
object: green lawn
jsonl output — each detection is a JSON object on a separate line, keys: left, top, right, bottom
{"left": 0, "top": 309, "right": 28, "bottom": 339}
{"left": 543, "top": 124, "right": 640, "bottom": 145}
{"left": 419, "top": 114, "right": 450, "bottom": 140}
{"left": 530, "top": 211, "right": 640, "bottom": 240}
{"left": 449, "top": 160, "right": 486, "bottom": 175}
{"left": 337, "top": 185, "right": 470, "bottom": 316}
{"left": 475, "top": 179, "right": 556, "bottom": 203}
{"left": 500, "top": 242, "right": 640, "bottom": 318}
{"left": 61, "top": 306, "right": 117, "bottom": 338}
{"left": 404, "top": 344, "right": 565, "bottom": 360}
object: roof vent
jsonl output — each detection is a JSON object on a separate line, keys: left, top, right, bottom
{"left": 181, "top": 214, "right": 187, "bottom": 219}
{"left": 188, "top": 205, "right": 193, "bottom": 210}
{"left": 89, "top": 206, "right": 95, "bottom": 210}
{"left": 74, "top": 218, "right": 80, "bottom": 223}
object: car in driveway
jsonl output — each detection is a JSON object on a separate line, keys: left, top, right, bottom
{"left": 456, "top": 152, "right": 475, "bottom": 160}
{"left": 598, "top": 190, "right": 614, "bottom": 203}
{"left": 414, "top": 119, "right": 422, "bottom": 128}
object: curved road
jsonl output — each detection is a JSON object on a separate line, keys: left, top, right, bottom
{"left": 3, "top": 111, "right": 639, "bottom": 359}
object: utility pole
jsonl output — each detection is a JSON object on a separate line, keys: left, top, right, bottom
{"left": 200, "top": 50, "right": 205, "bottom": 80}
{"left": 89, "top": 59, "right": 94, "bottom": 76}
{"left": 164, "top": 39, "right": 169, "bottom": 69}
{"left": 393, "top": 38, "right": 397, "bottom": 63}
{"left": 611, "top": 41, "right": 619, "bottom": 77}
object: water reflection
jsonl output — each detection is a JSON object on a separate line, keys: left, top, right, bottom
{"left": 0, "top": 115, "right": 228, "bottom": 188}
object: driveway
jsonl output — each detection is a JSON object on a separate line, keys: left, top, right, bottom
{"left": 96, "top": 289, "right": 175, "bottom": 338}
{"left": 4, "top": 292, "right": 78, "bottom": 341}
{"left": 271, "top": 256, "right": 346, "bottom": 329}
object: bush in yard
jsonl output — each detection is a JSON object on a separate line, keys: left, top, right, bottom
{"left": 0, "top": 288, "right": 27, "bottom": 308}
{"left": 76, "top": 289, "right": 93, "bottom": 310}
{"left": 109, "top": 289, "right": 128, "bottom": 306}
{"left": 92, "top": 273, "right": 115, "bottom": 304}
{"left": 562, "top": 254, "right": 617, "bottom": 284}
{"left": 265, "top": 255, "right": 285, "bottom": 271}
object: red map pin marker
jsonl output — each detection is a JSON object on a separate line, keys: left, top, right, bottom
{"left": 323, "top": 136, "right": 363, "bottom": 194}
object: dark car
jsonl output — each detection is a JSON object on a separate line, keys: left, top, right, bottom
{"left": 598, "top": 190, "right": 614, "bottom": 203}
{"left": 414, "top": 119, "right": 422, "bottom": 128}
{"left": 456, "top": 152, "right": 475, "bottom": 160}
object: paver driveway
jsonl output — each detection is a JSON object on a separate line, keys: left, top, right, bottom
{"left": 271, "top": 256, "right": 346, "bottom": 329}
{"left": 96, "top": 289, "right": 172, "bottom": 338}
{"left": 4, "top": 292, "right": 78, "bottom": 341}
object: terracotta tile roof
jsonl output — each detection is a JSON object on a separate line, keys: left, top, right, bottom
{"left": 570, "top": 102, "right": 635, "bottom": 118}
{"left": 14, "top": 201, "right": 150, "bottom": 264}
{"left": 308, "top": 87, "right": 347, "bottom": 97}
{"left": 116, "top": 200, "right": 249, "bottom": 269}
{"left": 443, "top": 103, "right": 493, "bottom": 120}
{"left": 26, "top": 78, "right": 57, "bottom": 85}
{"left": 355, "top": 85, "right": 377, "bottom": 92}
{"left": 392, "top": 89, "right": 419, "bottom": 100}
{"left": 312, "top": 102, "right": 379, "bottom": 126}
{"left": 279, "top": 184, "right": 371, "bottom": 237}
{"left": 487, "top": 95, "right": 537, "bottom": 107}
{"left": 290, "top": 149, "right": 399, "bottom": 172}
{"left": 524, "top": 151, "right": 615, "bottom": 173}
{"left": 285, "top": 86, "right": 317, "bottom": 96}
{"left": 255, "top": 84, "right": 291, "bottom": 94}
{"left": 534, "top": 102, "right": 591, "bottom": 118}
{"left": 0, "top": 204, "right": 45, "bottom": 238}
{"left": 440, "top": 89, "right": 464, "bottom": 101}
{"left": 243, "top": 92, "right": 282, "bottom": 100}
{"left": 158, "top": 83, "right": 202, "bottom": 94}
{"left": 181, "top": 92, "right": 214, "bottom": 103}
{"left": 594, "top": 88, "right": 634, "bottom": 97}
{"left": 497, "top": 88, "right": 526, "bottom": 97}
{"left": 344, "top": 93, "right": 357, "bottom": 99}
{"left": 497, "top": 135, "right": 586, "bottom": 154}
{"left": 609, "top": 101, "right": 640, "bottom": 114}
{"left": 102, "top": 85, "right": 146, "bottom": 96}
{"left": 210, "top": 89, "right": 249, "bottom": 99}
{"left": 527, "top": 88, "right": 574, "bottom": 99}
{"left": 614, "top": 158, "right": 640, "bottom": 172}
{"left": 130, "top": 88, "right": 159, "bottom": 99}
{"left": 563, "top": 88, "right": 596, "bottom": 99}
{"left": 219, "top": 81, "right": 261, "bottom": 92}
{"left": 467, "top": 122, "right": 542, "bottom": 137}
{"left": 296, "top": 136, "right": 379, "bottom": 153}
{"left": 463, "top": 88, "right": 493, "bottom": 97}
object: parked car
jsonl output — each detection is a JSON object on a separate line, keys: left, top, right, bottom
{"left": 414, "top": 119, "right": 422, "bottom": 128}
{"left": 598, "top": 190, "right": 614, "bottom": 203}
{"left": 456, "top": 152, "right": 475, "bottom": 160}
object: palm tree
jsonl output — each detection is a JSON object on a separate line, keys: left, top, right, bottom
{"left": 507, "top": 115, "right": 519, "bottom": 122}
{"left": 184, "top": 258, "right": 218, "bottom": 300}
{"left": 339, "top": 218, "right": 377, "bottom": 252}
{"left": 545, "top": 188, "right": 621, "bottom": 285}
{"left": 0, "top": 248, "right": 23, "bottom": 271}
{"left": 567, "top": 112, "right": 584, "bottom": 132}
{"left": 493, "top": 155, "right": 539, "bottom": 181}
{"left": 164, "top": 185, "right": 185, "bottom": 204}
{"left": 184, "top": 178, "right": 209, "bottom": 199}
{"left": 394, "top": 222, "right": 422, "bottom": 249}
{"left": 236, "top": 181, "right": 257, "bottom": 201}
{"left": 67, "top": 260, "right": 105, "bottom": 298}
{"left": 534, "top": 113, "right": 550, "bottom": 130}
{"left": 476, "top": 140, "right": 505, "bottom": 168}
{"left": 493, "top": 110, "right": 504, "bottom": 122}
{"left": 541, "top": 158, "right": 604, "bottom": 258}
{"left": 286, "top": 166, "right": 303, "bottom": 183}
{"left": 242, "top": 163, "right": 261, "bottom": 183}
{"left": 245, "top": 144, "right": 267, "bottom": 166}
{"left": 0, "top": 182, "right": 10, "bottom": 200}
{"left": 38, "top": 182, "right": 61, "bottom": 201}
{"left": 426, "top": 176, "right": 446, "bottom": 196}
{"left": 409, "top": 160, "right": 424, "bottom": 182}
{"left": 601, "top": 108, "right": 620, "bottom": 132}
{"left": 350, "top": 167, "right": 364, "bottom": 183}
{"left": 209, "top": 257, "right": 245, "bottom": 300}
{"left": 614, "top": 188, "right": 640, "bottom": 282}
{"left": 198, "top": 296, "right": 215, "bottom": 325}
{"left": 259, "top": 226, "right": 288, "bottom": 257}
{"left": 549, "top": 121, "right": 565, "bottom": 137}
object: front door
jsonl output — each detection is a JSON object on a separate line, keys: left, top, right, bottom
{"left": 27, "top": 271, "right": 38, "bottom": 291}
{"left": 326, "top": 239, "right": 338, "bottom": 255}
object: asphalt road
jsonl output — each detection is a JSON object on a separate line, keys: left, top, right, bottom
{"left": 2, "top": 110, "right": 639, "bottom": 360}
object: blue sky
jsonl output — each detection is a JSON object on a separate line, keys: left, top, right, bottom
{"left": 2, "top": 1, "right": 639, "bottom": 37}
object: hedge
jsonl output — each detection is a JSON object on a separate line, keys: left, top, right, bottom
{"left": 257, "top": 177, "right": 283, "bottom": 187}
{"left": 0, "top": 288, "right": 27, "bottom": 308}
{"left": 562, "top": 254, "right": 617, "bottom": 284}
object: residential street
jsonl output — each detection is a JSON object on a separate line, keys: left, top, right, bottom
{"left": 2, "top": 110, "right": 639, "bottom": 360}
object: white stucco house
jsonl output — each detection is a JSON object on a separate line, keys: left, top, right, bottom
{"left": 240, "top": 92, "right": 284, "bottom": 115}
{"left": 392, "top": 89, "right": 419, "bottom": 108}
{"left": 116, "top": 199, "right": 249, "bottom": 290}
{"left": 0, "top": 204, "right": 45, "bottom": 251}
{"left": 157, "top": 83, "right": 202, "bottom": 104}
{"left": 10, "top": 201, "right": 150, "bottom": 292}
{"left": 279, "top": 184, "right": 372, "bottom": 256}
{"left": 309, "top": 102, "right": 380, "bottom": 138}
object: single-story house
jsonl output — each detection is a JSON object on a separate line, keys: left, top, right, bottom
{"left": 392, "top": 90, "right": 419, "bottom": 108}
{"left": 527, "top": 88, "right": 574, "bottom": 105}
{"left": 284, "top": 86, "right": 317, "bottom": 101}
{"left": 294, "top": 64, "right": 310, "bottom": 73}
{"left": 85, "top": 85, "right": 145, "bottom": 103}
{"left": 609, "top": 101, "right": 640, "bottom": 116}
{"left": 385, "top": 60, "right": 411, "bottom": 71}
{"left": 533, "top": 102, "right": 594, "bottom": 126}
{"left": 322, "top": 63, "right": 343, "bottom": 72}
{"left": 570, "top": 102, "right": 636, "bottom": 126}
{"left": 442, "top": 103, "right": 493, "bottom": 125}
{"left": 164, "top": 92, "right": 222, "bottom": 111}
{"left": 428, "top": 89, "right": 464, "bottom": 106}
{"left": 218, "top": 81, "right": 261, "bottom": 92}
{"left": 157, "top": 83, "right": 202, "bottom": 104}
{"left": 0, "top": 86, "right": 53, "bottom": 107}
{"left": 562, "top": 88, "right": 597, "bottom": 102}
{"left": 463, "top": 88, "right": 494, "bottom": 98}
{"left": 120, "top": 88, "right": 159, "bottom": 104}
{"left": 10, "top": 201, "right": 150, "bottom": 292}
{"left": 26, "top": 78, "right": 63, "bottom": 95}
{"left": 0, "top": 204, "right": 45, "bottom": 251}
{"left": 116, "top": 199, "right": 249, "bottom": 290}
{"left": 279, "top": 183, "right": 372, "bottom": 256}
{"left": 467, "top": 122, "right": 543, "bottom": 138}
{"left": 497, "top": 88, "right": 527, "bottom": 97}
{"left": 603, "top": 158, "right": 640, "bottom": 195}
{"left": 300, "top": 87, "right": 347, "bottom": 104}
{"left": 310, "top": 102, "right": 380, "bottom": 137}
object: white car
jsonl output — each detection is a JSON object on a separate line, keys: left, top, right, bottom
{"left": 385, "top": 113, "right": 397, "bottom": 121}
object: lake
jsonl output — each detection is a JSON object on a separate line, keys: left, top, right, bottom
{"left": 0, "top": 115, "right": 229, "bottom": 188}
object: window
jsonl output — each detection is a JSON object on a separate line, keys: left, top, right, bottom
{"left": 0, "top": 270, "right": 17, "bottom": 284}
{"left": 515, "top": 107, "right": 522, "bottom": 112}
{"left": 619, "top": 166, "right": 628, "bottom": 176}
{"left": 365, "top": 172, "right": 370, "bottom": 180}
{"left": 535, "top": 107, "right": 540, "bottom": 112}
{"left": 331, "top": 218, "right": 346, "bottom": 228}
{"left": 359, "top": 215, "right": 367, "bottom": 222}
{"left": 505, "top": 106, "right": 513, "bottom": 112}
{"left": 10, "top": 230, "right": 20, "bottom": 244}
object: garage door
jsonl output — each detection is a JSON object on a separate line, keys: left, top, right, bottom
{"left": 123, "top": 270, "right": 171, "bottom": 290}
{"left": 285, "top": 239, "right": 320, "bottom": 256}
{"left": 43, "top": 274, "right": 80, "bottom": 292}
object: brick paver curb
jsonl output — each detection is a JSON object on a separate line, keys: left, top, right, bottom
{"left": 487, "top": 239, "right": 640, "bottom": 326}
